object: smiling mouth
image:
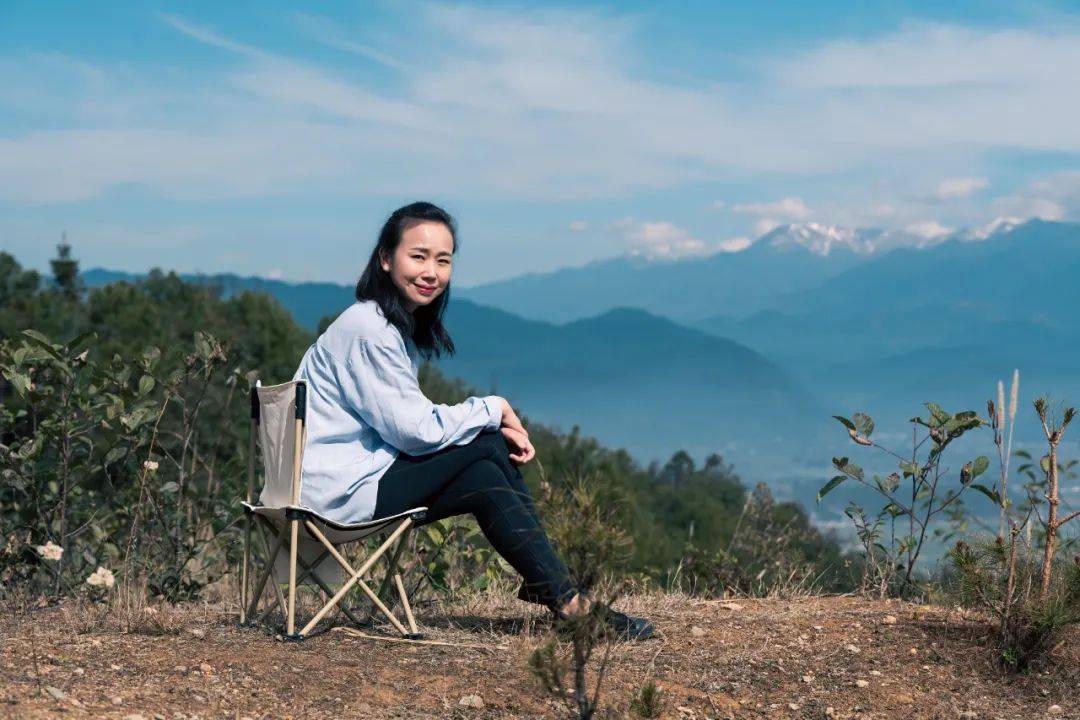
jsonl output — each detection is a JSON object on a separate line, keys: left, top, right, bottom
{"left": 416, "top": 284, "right": 437, "bottom": 295}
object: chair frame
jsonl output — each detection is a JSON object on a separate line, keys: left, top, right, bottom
{"left": 238, "top": 380, "right": 426, "bottom": 640}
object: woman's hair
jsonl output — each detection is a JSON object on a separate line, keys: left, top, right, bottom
{"left": 355, "top": 201, "right": 458, "bottom": 360}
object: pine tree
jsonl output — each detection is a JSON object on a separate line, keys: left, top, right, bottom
{"left": 50, "top": 233, "right": 81, "bottom": 300}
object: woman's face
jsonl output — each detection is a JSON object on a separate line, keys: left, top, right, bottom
{"left": 380, "top": 219, "right": 454, "bottom": 312}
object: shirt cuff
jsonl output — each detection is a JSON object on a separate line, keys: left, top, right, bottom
{"left": 480, "top": 395, "right": 503, "bottom": 430}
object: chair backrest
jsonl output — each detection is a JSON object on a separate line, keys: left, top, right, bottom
{"left": 253, "top": 379, "right": 307, "bottom": 509}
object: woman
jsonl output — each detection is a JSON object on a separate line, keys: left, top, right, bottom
{"left": 293, "top": 201, "right": 654, "bottom": 640}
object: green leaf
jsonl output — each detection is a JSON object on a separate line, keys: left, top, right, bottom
{"left": 138, "top": 375, "right": 155, "bottom": 395}
{"left": 160, "top": 481, "right": 180, "bottom": 494}
{"left": 969, "top": 483, "right": 1000, "bottom": 506}
{"left": 66, "top": 331, "right": 97, "bottom": 352}
{"left": 971, "top": 456, "right": 989, "bottom": 478}
{"left": 21, "top": 330, "right": 62, "bottom": 360}
{"left": 852, "top": 412, "right": 874, "bottom": 438}
{"left": 833, "top": 416, "right": 856, "bottom": 432}
{"left": 925, "top": 402, "right": 950, "bottom": 426}
{"left": 817, "top": 475, "right": 846, "bottom": 502}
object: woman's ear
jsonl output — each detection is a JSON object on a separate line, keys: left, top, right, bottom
{"left": 378, "top": 248, "right": 391, "bottom": 273}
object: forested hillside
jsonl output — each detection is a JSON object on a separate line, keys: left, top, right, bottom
{"left": 1, "top": 246, "right": 848, "bottom": 600}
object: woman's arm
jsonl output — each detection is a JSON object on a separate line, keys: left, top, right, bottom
{"left": 340, "top": 338, "right": 503, "bottom": 455}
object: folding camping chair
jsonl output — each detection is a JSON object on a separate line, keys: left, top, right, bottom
{"left": 238, "top": 379, "right": 427, "bottom": 640}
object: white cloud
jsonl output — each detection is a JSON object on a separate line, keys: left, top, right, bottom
{"left": 990, "top": 171, "right": 1080, "bottom": 222}
{"left": 936, "top": 176, "right": 989, "bottom": 200}
{"left": 0, "top": 11, "right": 1079, "bottom": 213}
{"left": 293, "top": 13, "right": 409, "bottom": 72}
{"left": 905, "top": 220, "right": 954, "bottom": 239}
{"left": 614, "top": 218, "right": 709, "bottom": 260}
{"left": 264, "top": 268, "right": 285, "bottom": 280}
{"left": 753, "top": 218, "right": 781, "bottom": 236}
{"left": 568, "top": 220, "right": 588, "bottom": 232}
{"left": 716, "top": 236, "right": 752, "bottom": 252}
{"left": 732, "top": 197, "right": 811, "bottom": 219}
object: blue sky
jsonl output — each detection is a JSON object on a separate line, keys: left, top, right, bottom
{"left": 2, "top": 0, "right": 1079, "bottom": 285}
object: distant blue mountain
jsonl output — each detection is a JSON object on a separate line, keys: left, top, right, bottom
{"left": 81, "top": 268, "right": 355, "bottom": 330}
{"left": 456, "top": 223, "right": 875, "bottom": 324}
{"left": 80, "top": 266, "right": 820, "bottom": 469}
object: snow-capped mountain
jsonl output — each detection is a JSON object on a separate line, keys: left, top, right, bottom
{"left": 752, "top": 216, "right": 1025, "bottom": 257}
{"left": 753, "top": 223, "right": 896, "bottom": 256}
{"left": 957, "top": 216, "right": 1023, "bottom": 241}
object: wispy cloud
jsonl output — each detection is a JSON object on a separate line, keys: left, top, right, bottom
{"left": 293, "top": 13, "right": 408, "bottom": 72}
{"left": 614, "top": 218, "right": 710, "bottom": 260}
{"left": 1, "top": 8, "right": 1079, "bottom": 222}
{"left": 936, "top": 176, "right": 989, "bottom": 200}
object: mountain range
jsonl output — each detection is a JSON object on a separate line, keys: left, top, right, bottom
{"left": 81, "top": 218, "right": 1080, "bottom": 520}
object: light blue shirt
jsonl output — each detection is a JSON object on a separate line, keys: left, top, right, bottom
{"left": 291, "top": 299, "right": 503, "bottom": 524}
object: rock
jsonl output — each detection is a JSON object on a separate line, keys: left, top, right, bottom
{"left": 676, "top": 707, "right": 696, "bottom": 719}
{"left": 189, "top": 628, "right": 206, "bottom": 639}
{"left": 1047, "top": 706, "right": 1063, "bottom": 716}
{"left": 844, "top": 643, "right": 861, "bottom": 654}
{"left": 909, "top": 647, "right": 919, "bottom": 655}
{"left": 801, "top": 675, "right": 814, "bottom": 684}
{"left": 110, "top": 696, "right": 124, "bottom": 706}
{"left": 121, "top": 715, "right": 146, "bottom": 720}
{"left": 110, "top": 664, "right": 123, "bottom": 671}
{"left": 690, "top": 626, "right": 706, "bottom": 637}
{"left": 870, "top": 669, "right": 882, "bottom": 676}
{"left": 854, "top": 679, "right": 870, "bottom": 688}
{"left": 959, "top": 712, "right": 978, "bottom": 720}
{"left": 45, "top": 686, "right": 67, "bottom": 701}
{"left": 73, "top": 668, "right": 85, "bottom": 676}
{"left": 198, "top": 662, "right": 213, "bottom": 675}
{"left": 824, "top": 708, "right": 835, "bottom": 717}
{"left": 788, "top": 703, "right": 800, "bottom": 711}
{"left": 882, "top": 615, "right": 898, "bottom": 624}
{"left": 458, "top": 694, "right": 484, "bottom": 709}
{"left": 192, "top": 694, "right": 207, "bottom": 703}
{"left": 895, "top": 694, "right": 915, "bottom": 704}
{"left": 812, "top": 625, "right": 824, "bottom": 631}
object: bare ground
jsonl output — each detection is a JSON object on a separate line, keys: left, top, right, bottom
{"left": 1, "top": 593, "right": 1076, "bottom": 719}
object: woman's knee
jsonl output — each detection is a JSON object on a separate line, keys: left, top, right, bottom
{"left": 471, "top": 429, "right": 512, "bottom": 462}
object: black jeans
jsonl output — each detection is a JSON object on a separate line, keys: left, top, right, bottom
{"left": 372, "top": 429, "right": 578, "bottom": 609}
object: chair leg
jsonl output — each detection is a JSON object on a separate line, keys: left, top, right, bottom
{"left": 240, "top": 512, "right": 252, "bottom": 625}
{"left": 247, "top": 526, "right": 285, "bottom": 622}
{"left": 253, "top": 521, "right": 289, "bottom": 626}
{"left": 287, "top": 518, "right": 299, "bottom": 636}
{"left": 373, "top": 524, "right": 411, "bottom": 613}
{"left": 394, "top": 572, "right": 419, "bottom": 635}
{"left": 299, "top": 518, "right": 413, "bottom": 637}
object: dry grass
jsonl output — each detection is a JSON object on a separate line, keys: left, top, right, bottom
{"left": 1, "top": 592, "right": 1076, "bottom": 719}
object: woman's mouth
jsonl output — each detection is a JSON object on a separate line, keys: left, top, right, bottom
{"left": 415, "top": 284, "right": 437, "bottom": 296}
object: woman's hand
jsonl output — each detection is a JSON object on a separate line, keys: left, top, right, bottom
{"left": 496, "top": 397, "right": 527, "bottom": 434}
{"left": 501, "top": 426, "right": 535, "bottom": 466}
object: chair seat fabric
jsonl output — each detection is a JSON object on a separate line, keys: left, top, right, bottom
{"left": 242, "top": 501, "right": 426, "bottom": 545}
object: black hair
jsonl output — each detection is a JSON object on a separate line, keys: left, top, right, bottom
{"left": 355, "top": 201, "right": 457, "bottom": 360}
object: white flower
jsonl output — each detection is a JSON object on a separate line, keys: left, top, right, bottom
{"left": 85, "top": 566, "right": 115, "bottom": 589}
{"left": 143, "top": 460, "right": 159, "bottom": 472}
{"left": 35, "top": 541, "right": 64, "bottom": 561}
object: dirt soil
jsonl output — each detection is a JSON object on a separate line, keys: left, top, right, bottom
{"left": 1, "top": 593, "right": 1076, "bottom": 719}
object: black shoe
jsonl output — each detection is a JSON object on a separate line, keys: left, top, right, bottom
{"left": 552, "top": 601, "right": 656, "bottom": 642}
{"left": 595, "top": 604, "right": 656, "bottom": 641}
